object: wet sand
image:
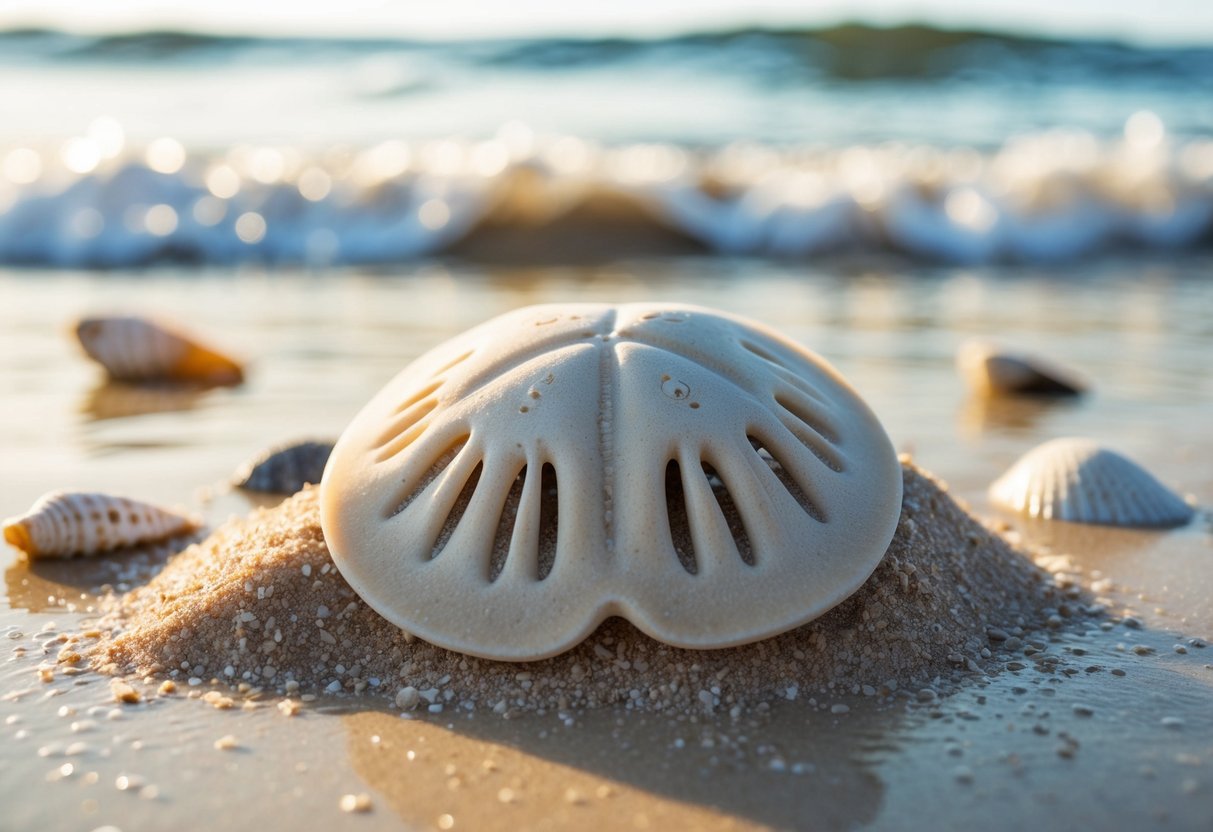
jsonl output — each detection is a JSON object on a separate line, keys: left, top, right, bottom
{"left": 2, "top": 260, "right": 1212, "bottom": 830}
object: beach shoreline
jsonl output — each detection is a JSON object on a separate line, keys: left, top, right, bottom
{"left": 2, "top": 261, "right": 1211, "bottom": 830}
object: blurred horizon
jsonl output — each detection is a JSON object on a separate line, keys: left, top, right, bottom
{"left": 2, "top": 0, "right": 1211, "bottom": 268}
{"left": 2, "top": 0, "right": 1213, "bottom": 47}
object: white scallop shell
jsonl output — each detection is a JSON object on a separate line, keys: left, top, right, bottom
{"left": 989, "top": 438, "right": 1194, "bottom": 528}
{"left": 957, "top": 340, "right": 1083, "bottom": 397}
{"left": 2, "top": 491, "right": 200, "bottom": 558}
{"left": 75, "top": 315, "right": 243, "bottom": 385}
{"left": 321, "top": 303, "right": 903, "bottom": 661}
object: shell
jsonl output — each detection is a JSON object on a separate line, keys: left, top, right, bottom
{"left": 2, "top": 491, "right": 200, "bottom": 558}
{"left": 320, "top": 302, "right": 903, "bottom": 661}
{"left": 989, "top": 438, "right": 1194, "bottom": 528}
{"left": 234, "top": 440, "right": 336, "bottom": 494}
{"left": 956, "top": 340, "right": 1083, "bottom": 397}
{"left": 75, "top": 315, "right": 244, "bottom": 385}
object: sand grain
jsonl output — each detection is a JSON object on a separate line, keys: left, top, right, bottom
{"left": 95, "top": 463, "right": 1060, "bottom": 715}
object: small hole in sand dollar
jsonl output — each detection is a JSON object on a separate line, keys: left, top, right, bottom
{"left": 662, "top": 378, "right": 690, "bottom": 400}
{"left": 519, "top": 405, "right": 529, "bottom": 413}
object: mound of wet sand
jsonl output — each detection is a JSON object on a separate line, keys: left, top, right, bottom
{"left": 95, "top": 463, "right": 1061, "bottom": 715}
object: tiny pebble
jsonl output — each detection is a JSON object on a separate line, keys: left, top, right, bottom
{"left": 340, "top": 793, "right": 373, "bottom": 813}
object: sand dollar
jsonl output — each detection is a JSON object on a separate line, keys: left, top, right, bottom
{"left": 320, "top": 303, "right": 902, "bottom": 660}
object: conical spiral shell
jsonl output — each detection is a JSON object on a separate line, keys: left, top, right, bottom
{"left": 321, "top": 302, "right": 903, "bottom": 661}
{"left": 989, "top": 438, "right": 1194, "bottom": 528}
{"left": 2, "top": 491, "right": 200, "bottom": 558}
{"left": 75, "top": 316, "right": 244, "bottom": 385}
{"left": 957, "top": 340, "right": 1083, "bottom": 397}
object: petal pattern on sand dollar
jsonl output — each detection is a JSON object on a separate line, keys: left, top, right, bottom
{"left": 321, "top": 303, "right": 902, "bottom": 660}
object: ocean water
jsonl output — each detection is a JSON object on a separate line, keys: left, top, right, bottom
{"left": 1, "top": 24, "right": 1211, "bottom": 267}
{"left": 3, "top": 25, "right": 1213, "bottom": 831}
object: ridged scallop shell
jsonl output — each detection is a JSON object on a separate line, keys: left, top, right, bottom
{"left": 957, "top": 340, "right": 1083, "bottom": 397}
{"left": 321, "top": 302, "right": 903, "bottom": 661}
{"left": 75, "top": 315, "right": 244, "bottom": 385}
{"left": 989, "top": 438, "right": 1194, "bottom": 528}
{"left": 2, "top": 491, "right": 200, "bottom": 558}
{"left": 234, "top": 440, "right": 335, "bottom": 494}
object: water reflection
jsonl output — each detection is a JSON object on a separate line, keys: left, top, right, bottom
{"left": 996, "top": 514, "right": 1213, "bottom": 633}
{"left": 78, "top": 380, "right": 212, "bottom": 422}
{"left": 344, "top": 700, "right": 894, "bottom": 831}
{"left": 3, "top": 533, "right": 194, "bottom": 613}
{"left": 957, "top": 394, "right": 1076, "bottom": 437}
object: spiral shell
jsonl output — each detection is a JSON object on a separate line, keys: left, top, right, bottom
{"left": 989, "top": 438, "right": 1194, "bottom": 528}
{"left": 321, "top": 302, "right": 903, "bottom": 660}
{"left": 234, "top": 440, "right": 335, "bottom": 494}
{"left": 75, "top": 315, "right": 244, "bottom": 385}
{"left": 2, "top": 491, "right": 200, "bottom": 558}
{"left": 957, "top": 340, "right": 1083, "bottom": 397}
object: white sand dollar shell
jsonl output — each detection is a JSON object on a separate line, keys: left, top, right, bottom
{"left": 989, "top": 438, "right": 1194, "bottom": 528}
{"left": 75, "top": 315, "right": 244, "bottom": 385}
{"left": 321, "top": 303, "right": 903, "bottom": 660}
{"left": 2, "top": 491, "right": 200, "bottom": 558}
{"left": 956, "top": 340, "right": 1083, "bottom": 397}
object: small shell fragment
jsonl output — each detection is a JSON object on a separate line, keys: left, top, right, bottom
{"left": 957, "top": 340, "right": 1083, "bottom": 397}
{"left": 989, "top": 438, "right": 1194, "bottom": 528}
{"left": 75, "top": 315, "right": 244, "bottom": 385}
{"left": 233, "top": 440, "right": 335, "bottom": 494}
{"left": 2, "top": 491, "right": 200, "bottom": 558}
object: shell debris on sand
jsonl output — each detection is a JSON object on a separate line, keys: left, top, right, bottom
{"left": 3, "top": 491, "right": 200, "bottom": 559}
{"left": 956, "top": 340, "right": 1084, "bottom": 398}
{"left": 74, "top": 314, "right": 244, "bottom": 386}
{"left": 93, "top": 463, "right": 1060, "bottom": 715}
{"left": 233, "top": 440, "right": 336, "bottom": 494}
{"left": 319, "top": 302, "right": 903, "bottom": 661}
{"left": 989, "top": 437, "right": 1194, "bottom": 528}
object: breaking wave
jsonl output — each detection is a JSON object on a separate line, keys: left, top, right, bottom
{"left": 2, "top": 126, "right": 1211, "bottom": 267}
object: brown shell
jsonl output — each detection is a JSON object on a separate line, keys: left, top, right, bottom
{"left": 3, "top": 491, "right": 200, "bottom": 558}
{"left": 75, "top": 315, "right": 244, "bottom": 385}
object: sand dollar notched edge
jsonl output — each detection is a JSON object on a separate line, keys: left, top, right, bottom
{"left": 320, "top": 303, "right": 903, "bottom": 661}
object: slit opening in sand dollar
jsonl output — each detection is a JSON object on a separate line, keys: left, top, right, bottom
{"left": 392, "top": 379, "right": 443, "bottom": 416}
{"left": 374, "top": 397, "right": 439, "bottom": 459}
{"left": 488, "top": 465, "right": 528, "bottom": 582}
{"left": 430, "top": 461, "right": 483, "bottom": 560}
{"left": 748, "top": 434, "right": 827, "bottom": 523}
{"left": 385, "top": 436, "right": 470, "bottom": 518}
{"left": 664, "top": 459, "right": 698, "bottom": 575}
{"left": 740, "top": 338, "right": 789, "bottom": 370}
{"left": 700, "top": 460, "right": 755, "bottom": 567}
{"left": 536, "top": 463, "right": 559, "bottom": 581}
{"left": 774, "top": 392, "right": 844, "bottom": 472}
{"left": 431, "top": 348, "right": 476, "bottom": 378}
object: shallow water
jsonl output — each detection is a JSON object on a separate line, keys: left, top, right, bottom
{"left": 1, "top": 259, "right": 1212, "bottom": 830}
{"left": 5, "top": 25, "right": 1212, "bottom": 268}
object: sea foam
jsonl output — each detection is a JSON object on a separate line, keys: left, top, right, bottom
{"left": 1, "top": 128, "right": 1210, "bottom": 267}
